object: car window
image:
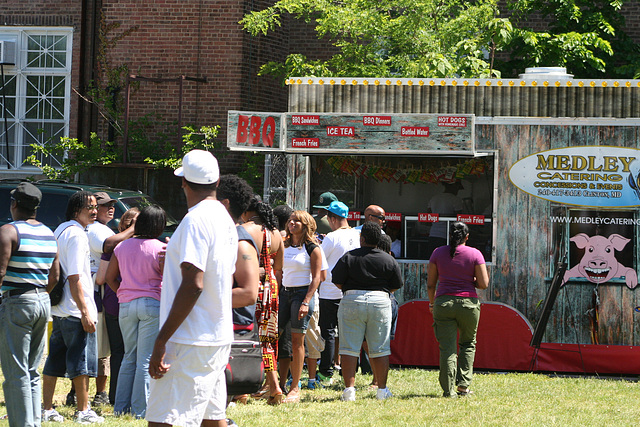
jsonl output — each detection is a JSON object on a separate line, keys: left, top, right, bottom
{"left": 37, "top": 193, "right": 71, "bottom": 229}
{"left": 118, "top": 196, "right": 179, "bottom": 227}
{"left": 0, "top": 189, "right": 11, "bottom": 224}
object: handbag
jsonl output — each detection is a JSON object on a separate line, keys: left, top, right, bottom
{"left": 50, "top": 224, "right": 74, "bottom": 306}
{"left": 225, "top": 338, "right": 265, "bottom": 395}
{"left": 49, "top": 265, "right": 66, "bottom": 306}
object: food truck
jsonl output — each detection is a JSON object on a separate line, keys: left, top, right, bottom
{"left": 228, "top": 72, "right": 640, "bottom": 374}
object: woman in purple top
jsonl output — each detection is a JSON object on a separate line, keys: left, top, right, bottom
{"left": 427, "top": 222, "right": 489, "bottom": 398}
{"left": 106, "top": 205, "right": 166, "bottom": 418}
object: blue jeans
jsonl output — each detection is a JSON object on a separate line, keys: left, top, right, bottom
{"left": 279, "top": 286, "right": 315, "bottom": 334}
{"left": 43, "top": 316, "right": 98, "bottom": 378}
{"left": 115, "top": 297, "right": 160, "bottom": 418}
{"left": 0, "top": 291, "right": 50, "bottom": 427}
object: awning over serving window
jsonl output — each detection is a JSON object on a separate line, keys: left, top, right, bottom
{"left": 227, "top": 111, "right": 476, "bottom": 156}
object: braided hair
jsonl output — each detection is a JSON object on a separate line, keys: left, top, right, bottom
{"left": 449, "top": 221, "right": 469, "bottom": 258}
{"left": 246, "top": 196, "right": 278, "bottom": 231}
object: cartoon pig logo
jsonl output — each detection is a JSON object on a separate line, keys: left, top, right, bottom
{"left": 563, "top": 233, "right": 638, "bottom": 289}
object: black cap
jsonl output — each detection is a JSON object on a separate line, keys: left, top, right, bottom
{"left": 11, "top": 182, "right": 42, "bottom": 210}
{"left": 94, "top": 191, "right": 116, "bottom": 205}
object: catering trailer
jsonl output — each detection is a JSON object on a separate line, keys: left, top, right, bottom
{"left": 228, "top": 73, "right": 640, "bottom": 374}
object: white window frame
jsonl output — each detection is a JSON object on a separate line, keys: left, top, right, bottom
{"left": 0, "top": 26, "right": 73, "bottom": 171}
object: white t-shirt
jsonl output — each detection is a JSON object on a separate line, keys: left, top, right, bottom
{"left": 319, "top": 228, "right": 360, "bottom": 299}
{"left": 160, "top": 199, "right": 237, "bottom": 347}
{"left": 87, "top": 222, "right": 114, "bottom": 274}
{"left": 282, "top": 244, "right": 328, "bottom": 288}
{"left": 52, "top": 220, "right": 98, "bottom": 322}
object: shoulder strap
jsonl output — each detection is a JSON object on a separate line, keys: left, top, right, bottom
{"left": 55, "top": 224, "right": 75, "bottom": 240}
{"left": 304, "top": 241, "right": 318, "bottom": 256}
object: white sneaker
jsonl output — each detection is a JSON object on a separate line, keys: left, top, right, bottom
{"left": 43, "top": 408, "right": 64, "bottom": 422}
{"left": 341, "top": 387, "right": 356, "bottom": 402}
{"left": 376, "top": 387, "right": 393, "bottom": 400}
{"left": 75, "top": 409, "right": 104, "bottom": 424}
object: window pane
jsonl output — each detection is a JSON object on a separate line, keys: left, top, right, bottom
{"left": 25, "top": 34, "right": 67, "bottom": 69}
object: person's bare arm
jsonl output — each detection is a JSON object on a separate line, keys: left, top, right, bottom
{"left": 427, "top": 262, "right": 439, "bottom": 313}
{"left": 102, "top": 224, "right": 135, "bottom": 254}
{"left": 149, "top": 262, "right": 203, "bottom": 379}
{"left": 232, "top": 241, "right": 260, "bottom": 308}
{"left": 0, "top": 224, "right": 17, "bottom": 284}
{"left": 474, "top": 263, "right": 490, "bottom": 290}
{"left": 272, "top": 230, "right": 284, "bottom": 287}
{"left": 68, "top": 274, "right": 96, "bottom": 333}
{"left": 298, "top": 247, "right": 324, "bottom": 320}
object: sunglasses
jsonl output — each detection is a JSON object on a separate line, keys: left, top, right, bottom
{"left": 369, "top": 214, "right": 386, "bottom": 221}
{"left": 85, "top": 204, "right": 99, "bottom": 210}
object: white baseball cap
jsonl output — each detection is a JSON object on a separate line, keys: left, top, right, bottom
{"left": 174, "top": 150, "right": 220, "bottom": 184}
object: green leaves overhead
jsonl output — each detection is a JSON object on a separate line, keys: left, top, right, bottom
{"left": 241, "top": 0, "right": 511, "bottom": 79}
{"left": 241, "top": 0, "right": 640, "bottom": 79}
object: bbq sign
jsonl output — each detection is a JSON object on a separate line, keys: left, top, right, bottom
{"left": 227, "top": 111, "right": 285, "bottom": 151}
{"left": 509, "top": 146, "right": 640, "bottom": 207}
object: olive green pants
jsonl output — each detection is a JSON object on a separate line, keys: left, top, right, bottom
{"left": 432, "top": 295, "right": 481, "bottom": 397}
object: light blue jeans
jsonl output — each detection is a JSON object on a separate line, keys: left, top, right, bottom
{"left": 0, "top": 291, "right": 50, "bottom": 427}
{"left": 115, "top": 297, "right": 160, "bottom": 418}
{"left": 338, "top": 290, "right": 392, "bottom": 358}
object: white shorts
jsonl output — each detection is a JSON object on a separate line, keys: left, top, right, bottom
{"left": 146, "top": 342, "right": 231, "bottom": 427}
{"left": 305, "top": 293, "right": 325, "bottom": 359}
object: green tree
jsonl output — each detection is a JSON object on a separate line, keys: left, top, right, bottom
{"left": 241, "top": 0, "right": 512, "bottom": 79}
{"left": 502, "top": 0, "right": 637, "bottom": 78}
{"left": 241, "top": 0, "right": 639, "bottom": 80}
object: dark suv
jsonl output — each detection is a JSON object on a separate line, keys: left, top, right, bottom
{"left": 0, "top": 180, "right": 178, "bottom": 238}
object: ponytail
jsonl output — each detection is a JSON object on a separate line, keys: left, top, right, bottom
{"left": 449, "top": 221, "right": 469, "bottom": 258}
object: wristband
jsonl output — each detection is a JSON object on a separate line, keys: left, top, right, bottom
{"left": 301, "top": 302, "right": 309, "bottom": 306}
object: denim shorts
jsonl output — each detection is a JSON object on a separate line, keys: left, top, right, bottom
{"left": 338, "top": 290, "right": 392, "bottom": 358}
{"left": 278, "top": 286, "right": 315, "bottom": 334}
{"left": 43, "top": 316, "right": 98, "bottom": 379}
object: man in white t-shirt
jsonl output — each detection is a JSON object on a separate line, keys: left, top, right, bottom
{"left": 147, "top": 150, "right": 238, "bottom": 427}
{"left": 317, "top": 200, "right": 361, "bottom": 384}
{"left": 42, "top": 191, "right": 105, "bottom": 424}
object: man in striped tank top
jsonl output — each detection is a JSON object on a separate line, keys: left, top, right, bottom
{"left": 0, "top": 182, "right": 59, "bottom": 427}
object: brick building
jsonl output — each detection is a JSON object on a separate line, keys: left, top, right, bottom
{"left": 2, "top": 1, "right": 640, "bottom": 204}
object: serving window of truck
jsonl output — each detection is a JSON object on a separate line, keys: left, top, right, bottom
{"left": 228, "top": 111, "right": 496, "bottom": 263}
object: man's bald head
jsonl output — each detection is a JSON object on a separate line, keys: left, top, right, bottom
{"left": 363, "top": 204, "right": 385, "bottom": 226}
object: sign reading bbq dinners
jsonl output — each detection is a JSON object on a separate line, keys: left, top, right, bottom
{"left": 227, "top": 111, "right": 475, "bottom": 154}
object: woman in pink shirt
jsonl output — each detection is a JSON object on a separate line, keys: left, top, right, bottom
{"left": 106, "top": 205, "right": 166, "bottom": 418}
{"left": 427, "top": 222, "right": 489, "bottom": 398}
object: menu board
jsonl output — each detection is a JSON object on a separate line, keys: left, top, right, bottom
{"left": 228, "top": 111, "right": 475, "bottom": 154}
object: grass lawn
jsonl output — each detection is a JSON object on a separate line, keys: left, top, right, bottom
{"left": 0, "top": 366, "right": 638, "bottom": 426}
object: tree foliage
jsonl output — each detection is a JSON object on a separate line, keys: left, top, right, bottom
{"left": 502, "top": 0, "right": 637, "bottom": 78}
{"left": 241, "top": 0, "right": 512, "bottom": 79}
{"left": 241, "top": 0, "right": 640, "bottom": 80}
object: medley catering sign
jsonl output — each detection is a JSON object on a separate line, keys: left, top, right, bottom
{"left": 509, "top": 146, "right": 640, "bottom": 208}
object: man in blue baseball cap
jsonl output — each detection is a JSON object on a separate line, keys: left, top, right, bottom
{"left": 316, "top": 200, "right": 361, "bottom": 386}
